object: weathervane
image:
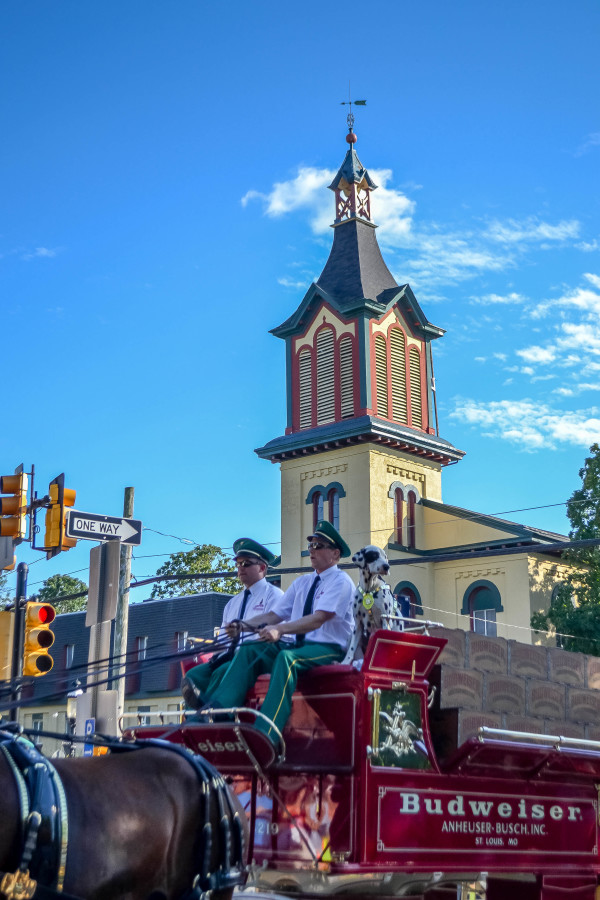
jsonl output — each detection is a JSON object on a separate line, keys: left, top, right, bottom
{"left": 340, "top": 84, "right": 366, "bottom": 136}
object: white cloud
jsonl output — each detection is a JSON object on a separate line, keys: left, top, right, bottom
{"left": 278, "top": 276, "right": 309, "bottom": 290}
{"left": 470, "top": 291, "right": 526, "bottom": 305}
{"left": 241, "top": 166, "right": 335, "bottom": 234}
{"left": 585, "top": 273, "right": 600, "bottom": 289}
{"left": 516, "top": 345, "right": 556, "bottom": 364}
{"left": 574, "top": 132, "right": 600, "bottom": 157}
{"left": 241, "top": 166, "right": 587, "bottom": 288}
{"left": 531, "top": 273, "right": 600, "bottom": 319}
{"left": 451, "top": 398, "right": 600, "bottom": 450}
{"left": 577, "top": 239, "right": 600, "bottom": 252}
{"left": 484, "top": 217, "right": 580, "bottom": 244}
{"left": 21, "top": 246, "right": 59, "bottom": 261}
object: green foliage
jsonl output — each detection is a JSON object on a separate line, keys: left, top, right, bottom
{"left": 531, "top": 443, "right": 600, "bottom": 655}
{"left": 150, "top": 544, "right": 238, "bottom": 600}
{"left": 0, "top": 571, "right": 11, "bottom": 608}
{"left": 39, "top": 573, "right": 88, "bottom": 615}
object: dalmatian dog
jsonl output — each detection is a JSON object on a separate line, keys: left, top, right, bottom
{"left": 342, "top": 545, "right": 403, "bottom": 666}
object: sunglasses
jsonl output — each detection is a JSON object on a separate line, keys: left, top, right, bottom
{"left": 307, "top": 541, "right": 328, "bottom": 550}
{"left": 235, "top": 559, "right": 261, "bottom": 568}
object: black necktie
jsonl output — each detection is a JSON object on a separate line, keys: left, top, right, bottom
{"left": 239, "top": 588, "right": 251, "bottom": 620}
{"left": 296, "top": 575, "right": 321, "bottom": 646}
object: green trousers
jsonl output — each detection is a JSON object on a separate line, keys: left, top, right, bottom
{"left": 184, "top": 659, "right": 230, "bottom": 704}
{"left": 208, "top": 640, "right": 345, "bottom": 743}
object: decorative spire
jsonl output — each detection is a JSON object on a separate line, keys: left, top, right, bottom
{"left": 330, "top": 97, "right": 375, "bottom": 224}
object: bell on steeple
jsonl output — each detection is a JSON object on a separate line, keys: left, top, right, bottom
{"left": 328, "top": 130, "right": 378, "bottom": 224}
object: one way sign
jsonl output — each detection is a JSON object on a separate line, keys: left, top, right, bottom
{"left": 66, "top": 510, "right": 142, "bottom": 546}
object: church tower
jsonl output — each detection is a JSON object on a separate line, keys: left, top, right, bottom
{"left": 256, "top": 126, "right": 464, "bottom": 582}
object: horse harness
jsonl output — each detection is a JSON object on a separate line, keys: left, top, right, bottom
{"left": 0, "top": 730, "right": 246, "bottom": 900}
{"left": 0, "top": 730, "right": 72, "bottom": 900}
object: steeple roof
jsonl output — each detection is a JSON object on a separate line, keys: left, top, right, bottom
{"left": 328, "top": 146, "right": 378, "bottom": 191}
{"left": 316, "top": 217, "right": 398, "bottom": 304}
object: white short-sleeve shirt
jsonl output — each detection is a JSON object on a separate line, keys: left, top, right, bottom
{"left": 220, "top": 579, "right": 284, "bottom": 643}
{"left": 270, "top": 564, "right": 355, "bottom": 649}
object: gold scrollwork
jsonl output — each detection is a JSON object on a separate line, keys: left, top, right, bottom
{"left": 0, "top": 869, "right": 37, "bottom": 899}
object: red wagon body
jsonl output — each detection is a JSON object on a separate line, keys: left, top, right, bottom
{"left": 123, "top": 630, "right": 600, "bottom": 898}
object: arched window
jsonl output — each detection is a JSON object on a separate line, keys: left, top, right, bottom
{"left": 306, "top": 483, "right": 346, "bottom": 534}
{"left": 394, "top": 487, "right": 404, "bottom": 544}
{"left": 339, "top": 336, "right": 354, "bottom": 419}
{"left": 375, "top": 335, "right": 388, "bottom": 418}
{"left": 316, "top": 328, "right": 335, "bottom": 425}
{"left": 407, "top": 490, "right": 417, "bottom": 549}
{"left": 461, "top": 581, "right": 504, "bottom": 637}
{"left": 298, "top": 348, "right": 312, "bottom": 429}
{"left": 327, "top": 488, "right": 340, "bottom": 530}
{"left": 409, "top": 347, "right": 422, "bottom": 428}
{"left": 393, "top": 581, "right": 423, "bottom": 619}
{"left": 312, "top": 492, "right": 324, "bottom": 529}
{"left": 390, "top": 328, "right": 408, "bottom": 424}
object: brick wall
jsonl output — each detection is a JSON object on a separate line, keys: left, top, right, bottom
{"left": 428, "top": 627, "right": 600, "bottom": 761}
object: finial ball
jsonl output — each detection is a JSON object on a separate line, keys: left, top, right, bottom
{"left": 346, "top": 131, "right": 357, "bottom": 144}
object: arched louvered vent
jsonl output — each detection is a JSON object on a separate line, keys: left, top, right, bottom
{"left": 340, "top": 337, "right": 354, "bottom": 419}
{"left": 298, "top": 349, "right": 312, "bottom": 429}
{"left": 390, "top": 329, "right": 408, "bottom": 424}
{"left": 375, "top": 335, "right": 388, "bottom": 418}
{"left": 316, "top": 328, "right": 335, "bottom": 425}
{"left": 409, "top": 347, "right": 422, "bottom": 428}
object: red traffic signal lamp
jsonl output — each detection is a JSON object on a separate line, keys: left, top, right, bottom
{"left": 44, "top": 474, "right": 77, "bottom": 558}
{"left": 0, "top": 470, "right": 28, "bottom": 541}
{"left": 22, "top": 602, "right": 56, "bottom": 676}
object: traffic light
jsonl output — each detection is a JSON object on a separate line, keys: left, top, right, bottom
{"left": 0, "top": 470, "right": 28, "bottom": 540}
{"left": 44, "top": 474, "right": 76, "bottom": 558}
{"left": 0, "top": 610, "right": 14, "bottom": 680}
{"left": 22, "top": 602, "right": 56, "bottom": 676}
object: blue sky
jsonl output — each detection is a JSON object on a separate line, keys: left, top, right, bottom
{"left": 2, "top": 0, "right": 599, "bottom": 599}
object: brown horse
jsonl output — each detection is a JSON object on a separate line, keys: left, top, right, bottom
{"left": 0, "top": 740, "right": 248, "bottom": 900}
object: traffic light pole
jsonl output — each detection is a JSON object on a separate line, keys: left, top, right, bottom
{"left": 9, "top": 562, "right": 27, "bottom": 722}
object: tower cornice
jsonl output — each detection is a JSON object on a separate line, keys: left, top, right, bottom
{"left": 256, "top": 415, "right": 464, "bottom": 466}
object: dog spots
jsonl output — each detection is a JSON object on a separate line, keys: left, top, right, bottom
{"left": 363, "top": 549, "right": 380, "bottom": 564}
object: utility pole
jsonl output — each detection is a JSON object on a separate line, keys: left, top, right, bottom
{"left": 9, "top": 562, "right": 27, "bottom": 722}
{"left": 113, "top": 486, "right": 134, "bottom": 722}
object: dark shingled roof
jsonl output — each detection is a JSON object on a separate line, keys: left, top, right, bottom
{"left": 316, "top": 218, "right": 398, "bottom": 305}
{"left": 328, "top": 146, "right": 378, "bottom": 190}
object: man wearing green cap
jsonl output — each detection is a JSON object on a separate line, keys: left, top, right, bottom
{"left": 181, "top": 538, "right": 283, "bottom": 710}
{"left": 201, "top": 521, "right": 355, "bottom": 747}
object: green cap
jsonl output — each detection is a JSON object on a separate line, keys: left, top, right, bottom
{"left": 232, "top": 537, "right": 279, "bottom": 567}
{"left": 307, "top": 520, "right": 351, "bottom": 558}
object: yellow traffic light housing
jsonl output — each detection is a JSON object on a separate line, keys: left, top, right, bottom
{"left": 0, "top": 471, "right": 28, "bottom": 540}
{"left": 44, "top": 474, "right": 77, "bottom": 558}
{"left": 22, "top": 602, "right": 56, "bottom": 676}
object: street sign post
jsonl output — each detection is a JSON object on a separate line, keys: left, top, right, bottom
{"left": 83, "top": 717, "right": 95, "bottom": 756}
{"left": 65, "top": 510, "right": 142, "bottom": 546}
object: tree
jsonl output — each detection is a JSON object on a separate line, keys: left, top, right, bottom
{"left": 150, "top": 544, "right": 238, "bottom": 600}
{"left": 531, "top": 443, "right": 600, "bottom": 655}
{"left": 38, "top": 574, "right": 88, "bottom": 615}
{"left": 0, "top": 571, "right": 11, "bottom": 608}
